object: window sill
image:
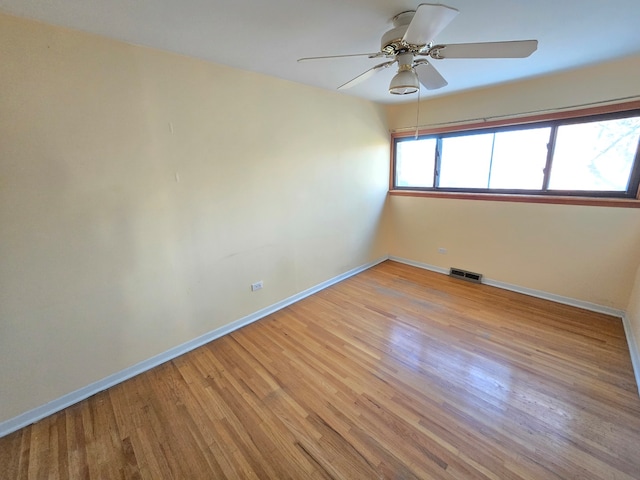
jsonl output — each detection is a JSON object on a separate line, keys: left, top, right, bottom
{"left": 388, "top": 189, "right": 640, "bottom": 208}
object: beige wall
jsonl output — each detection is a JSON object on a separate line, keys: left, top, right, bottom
{"left": 0, "top": 14, "right": 390, "bottom": 423}
{"left": 387, "top": 56, "right": 640, "bottom": 131}
{"left": 385, "top": 56, "right": 640, "bottom": 310}
{"left": 388, "top": 197, "right": 640, "bottom": 308}
{"left": 627, "top": 265, "right": 640, "bottom": 369}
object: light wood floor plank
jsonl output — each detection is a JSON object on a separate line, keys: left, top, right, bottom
{"left": 2, "top": 260, "right": 640, "bottom": 479}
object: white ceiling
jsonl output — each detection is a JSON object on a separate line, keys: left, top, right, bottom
{"left": 2, "top": 0, "right": 640, "bottom": 104}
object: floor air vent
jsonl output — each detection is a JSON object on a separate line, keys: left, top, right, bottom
{"left": 449, "top": 268, "right": 483, "bottom": 284}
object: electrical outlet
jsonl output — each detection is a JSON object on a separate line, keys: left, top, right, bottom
{"left": 251, "top": 281, "right": 263, "bottom": 292}
{"left": 438, "top": 247, "right": 447, "bottom": 255}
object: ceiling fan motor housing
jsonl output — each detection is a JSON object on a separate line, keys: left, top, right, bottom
{"left": 381, "top": 9, "right": 416, "bottom": 55}
{"left": 381, "top": 26, "right": 409, "bottom": 55}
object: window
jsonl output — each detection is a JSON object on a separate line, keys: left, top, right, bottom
{"left": 392, "top": 108, "right": 640, "bottom": 201}
{"left": 395, "top": 138, "right": 437, "bottom": 187}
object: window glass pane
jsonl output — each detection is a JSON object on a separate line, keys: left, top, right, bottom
{"left": 395, "top": 138, "right": 436, "bottom": 187}
{"left": 439, "top": 134, "right": 493, "bottom": 188}
{"left": 549, "top": 117, "right": 640, "bottom": 191}
{"left": 489, "top": 128, "right": 550, "bottom": 189}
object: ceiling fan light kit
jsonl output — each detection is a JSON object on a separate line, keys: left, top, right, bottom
{"left": 389, "top": 53, "right": 419, "bottom": 95}
{"left": 298, "top": 3, "right": 538, "bottom": 96}
{"left": 389, "top": 67, "right": 420, "bottom": 95}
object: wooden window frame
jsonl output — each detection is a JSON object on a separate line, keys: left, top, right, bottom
{"left": 389, "top": 100, "right": 640, "bottom": 208}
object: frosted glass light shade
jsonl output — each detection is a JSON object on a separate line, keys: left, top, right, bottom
{"left": 389, "top": 69, "right": 419, "bottom": 95}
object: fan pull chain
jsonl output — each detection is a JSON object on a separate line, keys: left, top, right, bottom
{"left": 415, "top": 87, "right": 421, "bottom": 139}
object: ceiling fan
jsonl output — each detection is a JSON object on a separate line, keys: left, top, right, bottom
{"left": 298, "top": 3, "right": 538, "bottom": 95}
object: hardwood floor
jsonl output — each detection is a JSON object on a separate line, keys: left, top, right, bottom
{"left": 2, "top": 260, "right": 640, "bottom": 479}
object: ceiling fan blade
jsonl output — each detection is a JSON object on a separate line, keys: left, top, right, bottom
{"left": 414, "top": 60, "right": 448, "bottom": 90}
{"left": 429, "top": 40, "right": 538, "bottom": 59}
{"left": 297, "top": 52, "right": 384, "bottom": 62}
{"left": 338, "top": 61, "right": 395, "bottom": 90}
{"left": 402, "top": 3, "right": 459, "bottom": 46}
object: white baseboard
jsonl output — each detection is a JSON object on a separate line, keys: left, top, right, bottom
{"left": 389, "top": 256, "right": 625, "bottom": 318}
{"left": 388, "top": 256, "right": 449, "bottom": 276}
{"left": 482, "top": 278, "right": 625, "bottom": 318}
{"left": 622, "top": 315, "right": 640, "bottom": 396}
{"left": 0, "top": 256, "right": 388, "bottom": 439}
